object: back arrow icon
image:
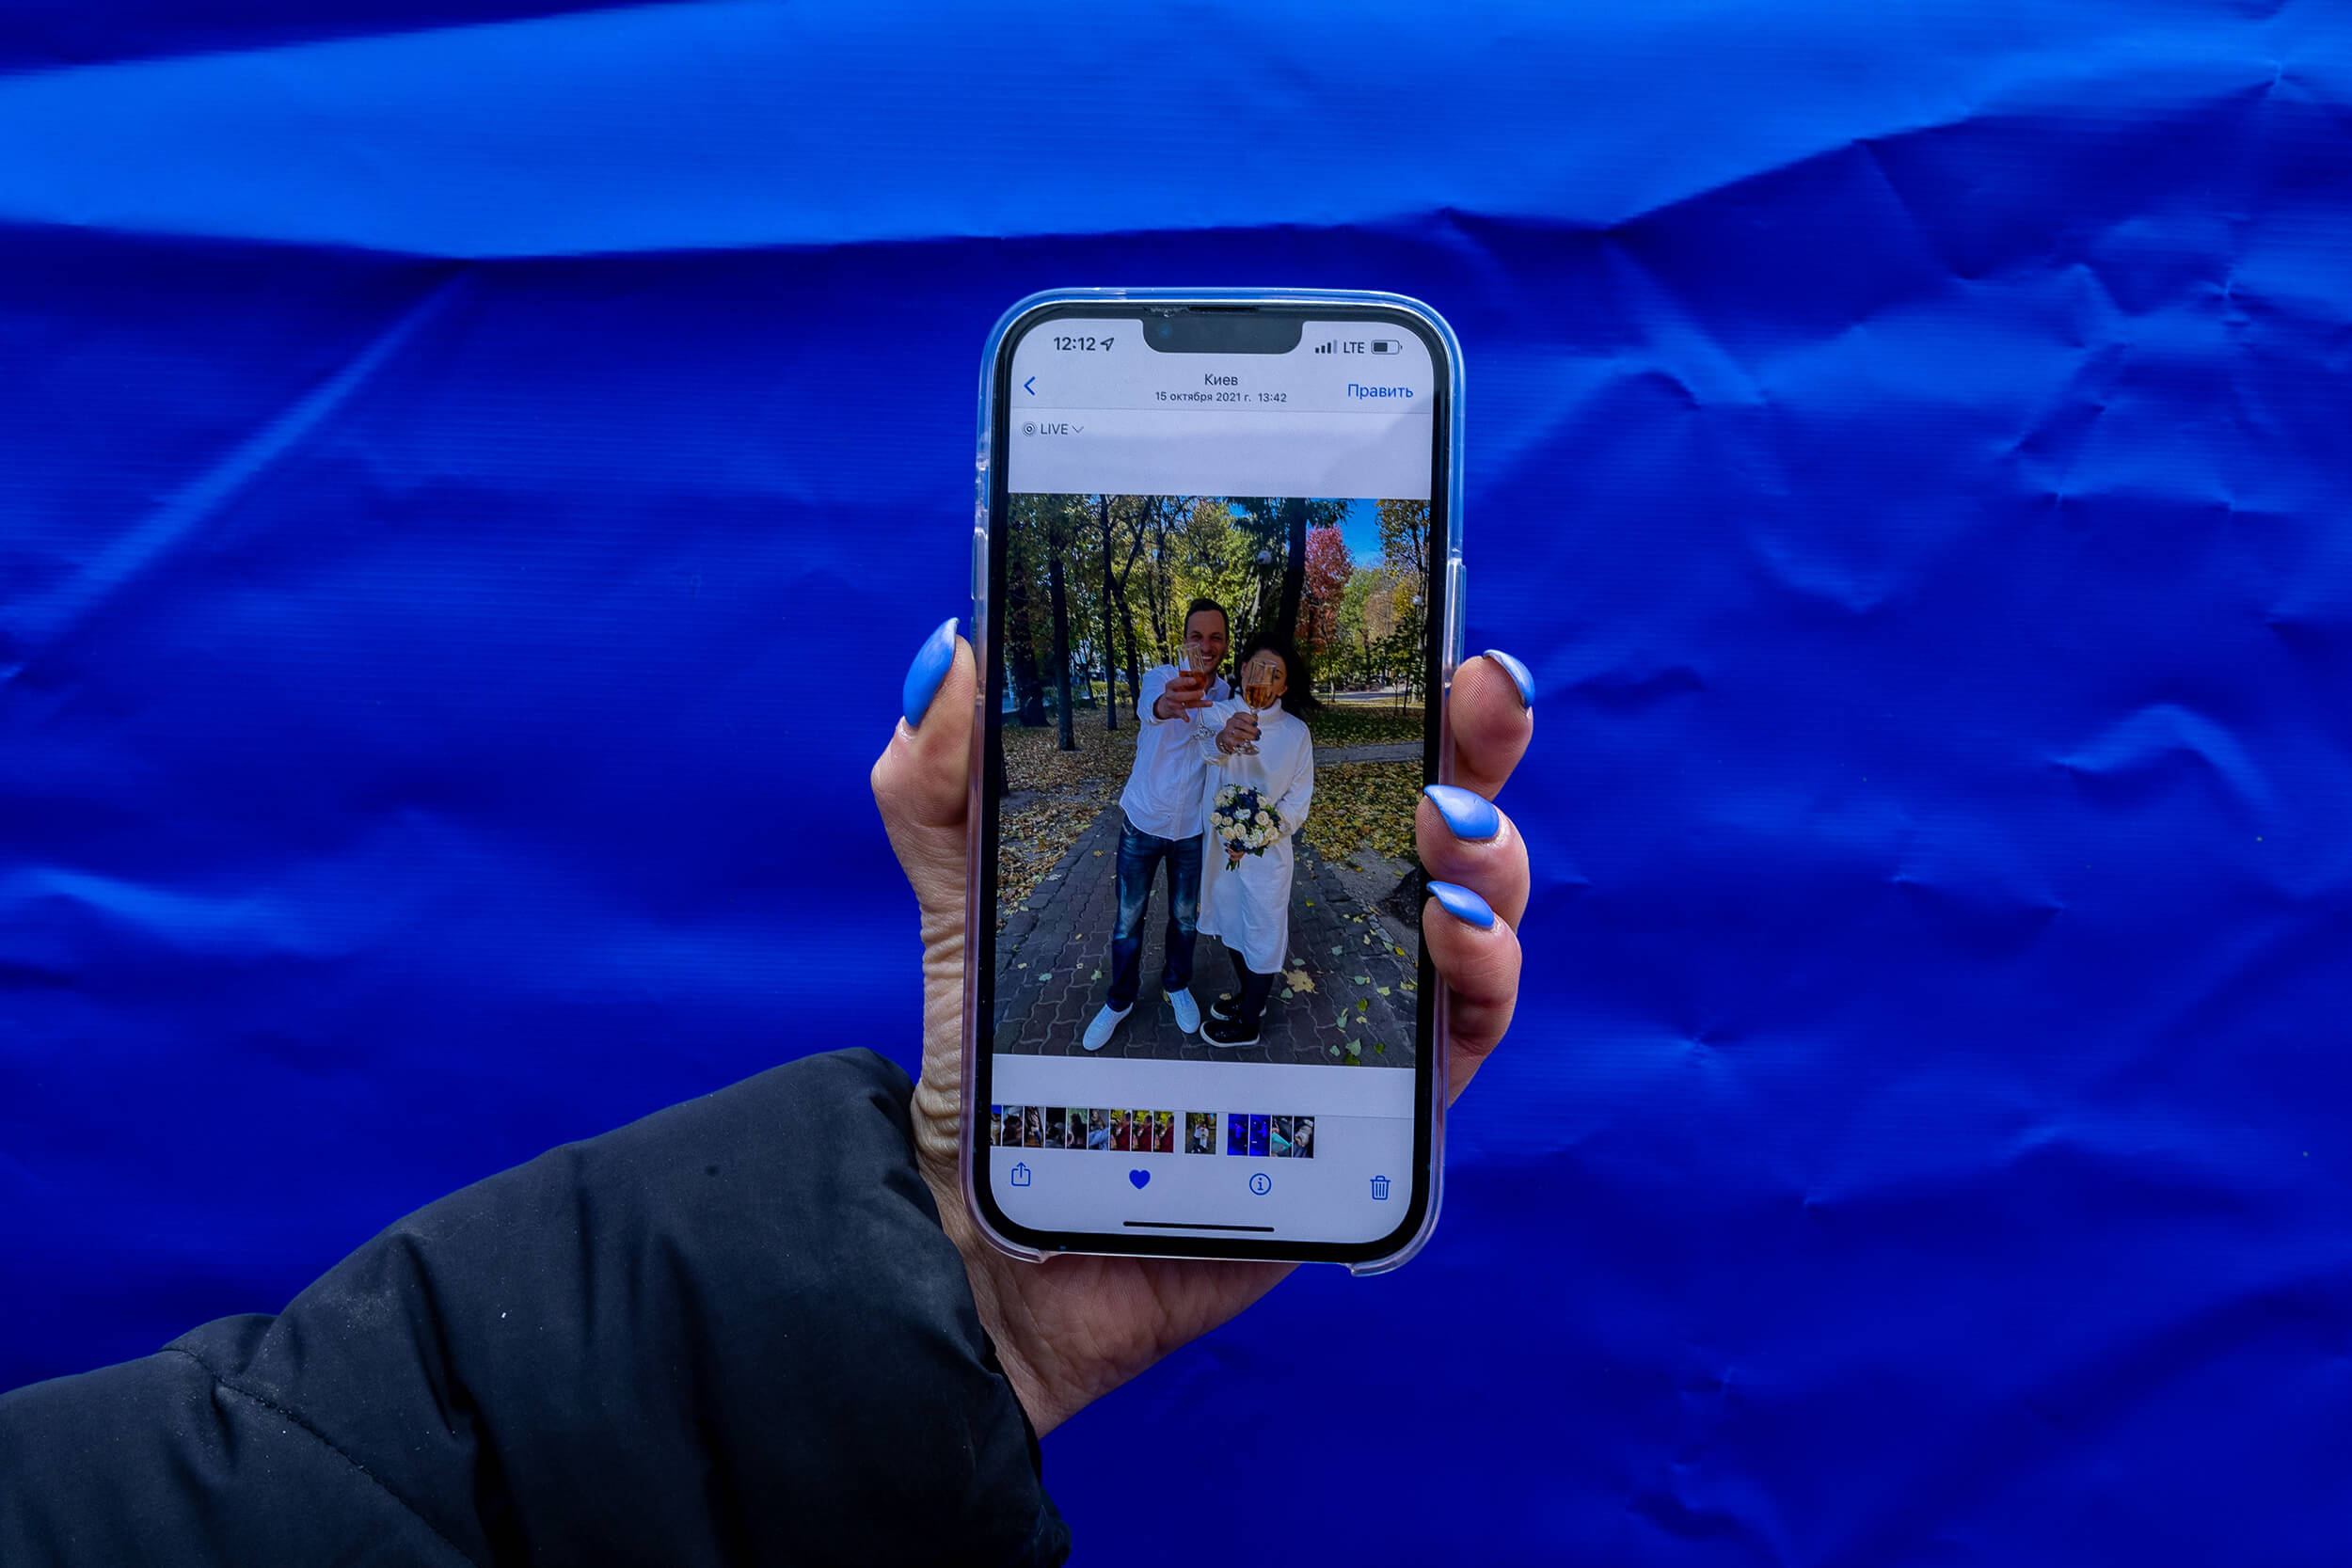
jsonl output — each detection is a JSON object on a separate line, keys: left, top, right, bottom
{"left": 1024, "top": 377, "right": 1036, "bottom": 395}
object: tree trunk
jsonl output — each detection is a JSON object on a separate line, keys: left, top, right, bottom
{"left": 1047, "top": 545, "right": 1076, "bottom": 752}
{"left": 1275, "top": 496, "right": 1309, "bottom": 644}
{"left": 1144, "top": 502, "right": 1171, "bottom": 661}
{"left": 1006, "top": 574, "right": 1046, "bottom": 727}
{"left": 1098, "top": 497, "right": 1120, "bottom": 732}
{"left": 1109, "top": 568, "right": 1145, "bottom": 714}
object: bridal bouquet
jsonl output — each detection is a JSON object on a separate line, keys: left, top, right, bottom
{"left": 1211, "top": 784, "right": 1281, "bottom": 870}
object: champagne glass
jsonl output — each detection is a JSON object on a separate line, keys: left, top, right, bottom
{"left": 1182, "top": 633, "right": 1218, "bottom": 700}
{"left": 1232, "top": 653, "right": 1281, "bottom": 755}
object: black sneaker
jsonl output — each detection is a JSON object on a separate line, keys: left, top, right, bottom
{"left": 1209, "top": 993, "right": 1241, "bottom": 1023}
{"left": 1202, "top": 1014, "right": 1261, "bottom": 1048}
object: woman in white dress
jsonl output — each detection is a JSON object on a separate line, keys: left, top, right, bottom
{"left": 1194, "top": 639, "right": 1314, "bottom": 1048}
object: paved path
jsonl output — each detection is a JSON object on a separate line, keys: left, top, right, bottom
{"left": 1316, "top": 742, "right": 1421, "bottom": 764}
{"left": 995, "top": 801, "right": 1422, "bottom": 1068}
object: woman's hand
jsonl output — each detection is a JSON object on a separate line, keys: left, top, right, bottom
{"left": 871, "top": 620, "right": 1535, "bottom": 1435}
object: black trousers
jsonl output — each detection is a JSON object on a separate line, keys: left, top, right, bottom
{"left": 1229, "top": 947, "right": 1278, "bottom": 1032}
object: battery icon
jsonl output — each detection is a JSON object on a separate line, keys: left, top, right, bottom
{"left": 1370, "top": 340, "right": 1401, "bottom": 355}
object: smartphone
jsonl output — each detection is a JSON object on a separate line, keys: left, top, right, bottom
{"left": 962, "top": 290, "right": 1464, "bottom": 1273}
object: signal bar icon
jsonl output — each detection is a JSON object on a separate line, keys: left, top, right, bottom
{"left": 1312, "top": 341, "right": 1336, "bottom": 354}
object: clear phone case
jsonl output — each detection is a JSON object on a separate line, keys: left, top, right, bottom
{"left": 960, "top": 288, "right": 1466, "bottom": 1275}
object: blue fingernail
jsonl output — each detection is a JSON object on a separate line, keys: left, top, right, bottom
{"left": 901, "top": 617, "right": 958, "bottom": 730}
{"left": 1481, "top": 649, "right": 1534, "bottom": 710}
{"left": 1423, "top": 784, "right": 1501, "bottom": 843}
{"left": 1426, "top": 880, "right": 1497, "bottom": 930}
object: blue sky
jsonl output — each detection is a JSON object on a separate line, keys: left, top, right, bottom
{"left": 1222, "top": 497, "right": 1386, "bottom": 569}
{"left": 1334, "top": 497, "right": 1381, "bottom": 566}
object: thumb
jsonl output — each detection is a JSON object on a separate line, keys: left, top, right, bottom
{"left": 871, "top": 619, "right": 977, "bottom": 923}
{"left": 870, "top": 619, "right": 977, "bottom": 1180}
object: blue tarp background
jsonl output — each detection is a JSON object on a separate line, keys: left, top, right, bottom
{"left": 6, "top": 1, "right": 2348, "bottom": 1559}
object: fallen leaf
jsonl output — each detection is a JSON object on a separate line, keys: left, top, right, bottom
{"left": 1280, "top": 989, "right": 1294, "bottom": 1000}
{"left": 1353, "top": 975, "right": 1370, "bottom": 985}
{"left": 1376, "top": 986, "right": 1391, "bottom": 996}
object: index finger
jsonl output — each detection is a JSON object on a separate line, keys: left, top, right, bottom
{"left": 1447, "top": 651, "right": 1534, "bottom": 800}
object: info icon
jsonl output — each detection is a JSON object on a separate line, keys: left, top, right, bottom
{"left": 1009, "top": 1163, "right": 1032, "bottom": 1187}
{"left": 1248, "top": 1171, "right": 1273, "bottom": 1196}
{"left": 1369, "top": 1175, "right": 1391, "bottom": 1200}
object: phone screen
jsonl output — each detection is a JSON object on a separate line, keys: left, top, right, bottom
{"left": 974, "top": 301, "right": 1452, "bottom": 1263}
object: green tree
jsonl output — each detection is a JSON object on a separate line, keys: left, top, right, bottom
{"left": 1375, "top": 499, "right": 1431, "bottom": 700}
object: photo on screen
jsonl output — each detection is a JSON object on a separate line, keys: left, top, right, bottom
{"left": 992, "top": 495, "right": 1429, "bottom": 1069}
{"left": 1109, "top": 1110, "right": 1132, "bottom": 1154}
{"left": 988, "top": 1105, "right": 1005, "bottom": 1147}
{"left": 1024, "top": 1107, "right": 1045, "bottom": 1148}
{"left": 1292, "top": 1115, "right": 1316, "bottom": 1160}
{"left": 999, "top": 1105, "right": 1023, "bottom": 1148}
{"left": 1152, "top": 1110, "right": 1175, "bottom": 1153}
{"left": 1088, "top": 1108, "right": 1110, "bottom": 1149}
{"left": 1271, "top": 1115, "right": 1295, "bottom": 1158}
{"left": 1248, "top": 1114, "right": 1270, "bottom": 1158}
{"left": 1062, "top": 1107, "right": 1087, "bottom": 1149}
{"left": 1226, "top": 1112, "right": 1248, "bottom": 1156}
{"left": 1043, "top": 1107, "right": 1066, "bottom": 1148}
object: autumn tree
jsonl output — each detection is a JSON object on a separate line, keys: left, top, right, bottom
{"left": 1375, "top": 499, "right": 1432, "bottom": 700}
{"left": 1299, "top": 525, "right": 1353, "bottom": 660}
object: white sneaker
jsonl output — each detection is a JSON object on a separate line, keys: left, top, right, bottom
{"left": 1168, "top": 987, "right": 1201, "bottom": 1035}
{"left": 1081, "top": 1003, "right": 1131, "bottom": 1053}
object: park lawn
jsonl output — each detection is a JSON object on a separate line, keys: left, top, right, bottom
{"left": 1002, "top": 715, "right": 1138, "bottom": 791}
{"left": 1306, "top": 704, "right": 1424, "bottom": 748}
{"left": 1298, "top": 761, "right": 1422, "bottom": 865}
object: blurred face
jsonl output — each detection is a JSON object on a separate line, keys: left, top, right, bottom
{"left": 1241, "top": 650, "right": 1288, "bottom": 707}
{"left": 1183, "top": 609, "right": 1230, "bottom": 673}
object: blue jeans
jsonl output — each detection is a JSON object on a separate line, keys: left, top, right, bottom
{"left": 1105, "top": 816, "right": 1201, "bottom": 1010}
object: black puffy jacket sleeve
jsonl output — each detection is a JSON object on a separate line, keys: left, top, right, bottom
{"left": 0, "top": 1048, "right": 1069, "bottom": 1566}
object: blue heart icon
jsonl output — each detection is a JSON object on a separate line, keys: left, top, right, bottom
{"left": 1128, "top": 1169, "right": 1151, "bottom": 1189}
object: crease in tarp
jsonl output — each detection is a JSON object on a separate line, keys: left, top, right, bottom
{"left": 0, "top": 0, "right": 2320, "bottom": 258}
{"left": 1, "top": 270, "right": 469, "bottom": 671}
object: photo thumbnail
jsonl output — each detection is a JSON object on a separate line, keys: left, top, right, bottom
{"left": 1186, "top": 1111, "right": 1217, "bottom": 1154}
{"left": 992, "top": 494, "right": 1430, "bottom": 1070}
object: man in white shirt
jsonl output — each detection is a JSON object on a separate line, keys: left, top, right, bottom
{"left": 1081, "top": 598, "right": 1231, "bottom": 1051}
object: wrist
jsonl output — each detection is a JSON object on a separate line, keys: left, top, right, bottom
{"left": 919, "top": 1166, "right": 1087, "bottom": 1434}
